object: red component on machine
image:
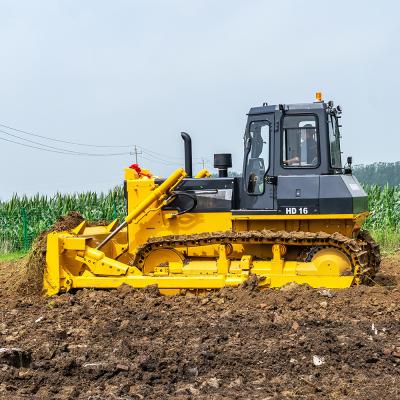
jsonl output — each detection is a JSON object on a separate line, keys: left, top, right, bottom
{"left": 129, "top": 163, "right": 151, "bottom": 178}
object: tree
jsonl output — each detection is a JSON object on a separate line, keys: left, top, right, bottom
{"left": 353, "top": 162, "right": 400, "bottom": 186}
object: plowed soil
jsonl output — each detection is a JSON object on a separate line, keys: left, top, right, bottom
{"left": 0, "top": 255, "right": 398, "bottom": 399}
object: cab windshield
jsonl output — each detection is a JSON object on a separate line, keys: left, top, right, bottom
{"left": 282, "top": 115, "right": 319, "bottom": 168}
{"left": 328, "top": 113, "right": 342, "bottom": 168}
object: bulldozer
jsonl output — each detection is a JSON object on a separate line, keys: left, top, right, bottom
{"left": 44, "top": 93, "right": 380, "bottom": 296}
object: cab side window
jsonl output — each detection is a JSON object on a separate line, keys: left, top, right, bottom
{"left": 282, "top": 115, "right": 319, "bottom": 168}
{"left": 328, "top": 114, "right": 342, "bottom": 168}
{"left": 245, "top": 121, "right": 270, "bottom": 194}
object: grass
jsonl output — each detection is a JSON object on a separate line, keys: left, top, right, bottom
{"left": 370, "top": 230, "right": 400, "bottom": 255}
{"left": 0, "top": 251, "right": 27, "bottom": 262}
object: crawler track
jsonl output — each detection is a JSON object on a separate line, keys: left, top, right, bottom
{"left": 357, "top": 229, "right": 381, "bottom": 282}
{"left": 133, "top": 230, "right": 380, "bottom": 284}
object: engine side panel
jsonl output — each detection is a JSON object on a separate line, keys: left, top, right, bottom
{"left": 276, "top": 175, "right": 319, "bottom": 215}
{"left": 319, "top": 175, "right": 368, "bottom": 214}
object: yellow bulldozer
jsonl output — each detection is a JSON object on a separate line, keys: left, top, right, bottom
{"left": 44, "top": 94, "right": 380, "bottom": 296}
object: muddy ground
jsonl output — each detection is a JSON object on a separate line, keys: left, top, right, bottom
{"left": 0, "top": 256, "right": 398, "bottom": 399}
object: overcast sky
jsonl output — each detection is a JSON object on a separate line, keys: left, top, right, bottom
{"left": 0, "top": 0, "right": 399, "bottom": 199}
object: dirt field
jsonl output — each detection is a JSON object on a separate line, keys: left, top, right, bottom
{"left": 0, "top": 255, "right": 398, "bottom": 399}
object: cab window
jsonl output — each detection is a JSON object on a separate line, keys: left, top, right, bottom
{"left": 282, "top": 115, "right": 319, "bottom": 168}
{"left": 328, "top": 113, "right": 342, "bottom": 168}
{"left": 245, "top": 121, "right": 270, "bottom": 194}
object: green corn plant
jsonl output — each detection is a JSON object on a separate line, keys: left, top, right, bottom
{"left": 0, "top": 186, "right": 126, "bottom": 252}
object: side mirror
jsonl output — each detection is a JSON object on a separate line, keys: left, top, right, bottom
{"left": 347, "top": 156, "right": 352, "bottom": 166}
{"left": 345, "top": 156, "right": 352, "bottom": 174}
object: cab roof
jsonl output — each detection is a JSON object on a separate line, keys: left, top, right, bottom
{"left": 248, "top": 101, "right": 326, "bottom": 115}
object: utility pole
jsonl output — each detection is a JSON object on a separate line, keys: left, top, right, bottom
{"left": 199, "top": 157, "right": 206, "bottom": 169}
{"left": 132, "top": 145, "right": 142, "bottom": 164}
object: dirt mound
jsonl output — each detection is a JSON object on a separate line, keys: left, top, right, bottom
{"left": 7, "top": 212, "right": 85, "bottom": 295}
{"left": 14, "top": 212, "right": 111, "bottom": 295}
{"left": 49, "top": 211, "right": 85, "bottom": 233}
{"left": 0, "top": 257, "right": 398, "bottom": 399}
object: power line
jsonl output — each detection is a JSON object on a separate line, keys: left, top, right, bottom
{"left": 0, "top": 133, "right": 183, "bottom": 163}
{"left": 140, "top": 149, "right": 184, "bottom": 164}
{"left": 0, "top": 122, "right": 193, "bottom": 157}
{"left": 0, "top": 121, "right": 202, "bottom": 163}
{"left": 0, "top": 136, "right": 86, "bottom": 155}
{"left": 138, "top": 146, "right": 185, "bottom": 161}
{"left": 138, "top": 146, "right": 203, "bottom": 162}
{"left": 0, "top": 136, "right": 130, "bottom": 157}
{"left": 139, "top": 153, "right": 181, "bottom": 167}
{"left": 0, "top": 128, "right": 125, "bottom": 156}
{"left": 0, "top": 122, "right": 132, "bottom": 148}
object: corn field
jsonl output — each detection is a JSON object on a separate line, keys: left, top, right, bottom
{"left": 0, "top": 185, "right": 399, "bottom": 253}
{"left": 0, "top": 187, "right": 126, "bottom": 253}
{"left": 362, "top": 185, "right": 400, "bottom": 231}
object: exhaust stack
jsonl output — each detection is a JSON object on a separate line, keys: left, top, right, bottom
{"left": 181, "top": 132, "right": 192, "bottom": 178}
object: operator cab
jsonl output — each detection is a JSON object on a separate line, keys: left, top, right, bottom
{"left": 244, "top": 95, "right": 343, "bottom": 191}
{"left": 237, "top": 93, "right": 366, "bottom": 214}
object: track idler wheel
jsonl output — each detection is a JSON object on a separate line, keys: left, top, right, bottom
{"left": 142, "top": 248, "right": 185, "bottom": 274}
{"left": 311, "top": 248, "right": 352, "bottom": 276}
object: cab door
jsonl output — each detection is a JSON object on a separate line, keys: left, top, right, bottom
{"left": 240, "top": 113, "right": 275, "bottom": 210}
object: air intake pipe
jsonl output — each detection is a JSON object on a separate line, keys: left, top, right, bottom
{"left": 181, "top": 132, "right": 192, "bottom": 178}
{"left": 214, "top": 153, "right": 232, "bottom": 177}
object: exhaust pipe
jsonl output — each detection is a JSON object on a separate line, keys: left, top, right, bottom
{"left": 181, "top": 132, "right": 192, "bottom": 178}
